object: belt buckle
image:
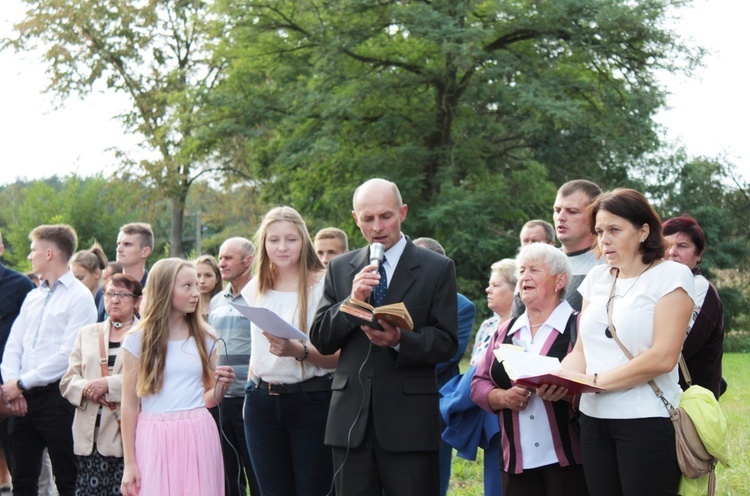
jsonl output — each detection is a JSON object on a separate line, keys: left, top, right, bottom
{"left": 267, "top": 382, "right": 281, "bottom": 396}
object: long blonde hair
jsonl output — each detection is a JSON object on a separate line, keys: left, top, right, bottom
{"left": 135, "top": 258, "right": 214, "bottom": 396}
{"left": 252, "top": 206, "right": 325, "bottom": 334}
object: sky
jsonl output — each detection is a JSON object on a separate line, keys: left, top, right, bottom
{"left": 1, "top": 0, "right": 748, "bottom": 186}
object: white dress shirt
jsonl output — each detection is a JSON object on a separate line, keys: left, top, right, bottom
{"left": 1, "top": 271, "right": 98, "bottom": 388}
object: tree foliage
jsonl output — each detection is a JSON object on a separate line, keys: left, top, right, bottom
{"left": 0, "top": 174, "right": 153, "bottom": 270}
{"left": 647, "top": 152, "right": 750, "bottom": 270}
{"left": 7, "top": 0, "right": 726, "bottom": 310}
{"left": 8, "top": 0, "right": 227, "bottom": 255}
{"left": 204, "top": 0, "right": 699, "bottom": 298}
{"left": 644, "top": 151, "right": 750, "bottom": 330}
{"left": 215, "top": 0, "right": 698, "bottom": 197}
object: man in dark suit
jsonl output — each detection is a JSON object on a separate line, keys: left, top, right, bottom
{"left": 311, "top": 178, "right": 458, "bottom": 496}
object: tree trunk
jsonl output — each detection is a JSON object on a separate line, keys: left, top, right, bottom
{"left": 170, "top": 195, "right": 185, "bottom": 256}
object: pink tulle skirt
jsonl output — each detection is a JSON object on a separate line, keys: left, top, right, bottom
{"left": 135, "top": 407, "right": 224, "bottom": 496}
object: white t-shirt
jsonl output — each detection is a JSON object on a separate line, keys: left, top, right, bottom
{"left": 123, "top": 329, "right": 215, "bottom": 413}
{"left": 577, "top": 261, "right": 696, "bottom": 419}
{"left": 241, "top": 277, "right": 333, "bottom": 384}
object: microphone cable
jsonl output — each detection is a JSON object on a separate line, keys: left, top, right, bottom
{"left": 209, "top": 337, "right": 243, "bottom": 493}
{"left": 327, "top": 248, "right": 385, "bottom": 495}
{"left": 326, "top": 339, "right": 374, "bottom": 496}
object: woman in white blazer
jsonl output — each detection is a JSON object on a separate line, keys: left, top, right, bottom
{"left": 61, "top": 274, "right": 142, "bottom": 496}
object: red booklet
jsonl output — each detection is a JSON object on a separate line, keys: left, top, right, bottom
{"left": 493, "top": 345, "right": 605, "bottom": 395}
{"left": 514, "top": 371, "right": 604, "bottom": 395}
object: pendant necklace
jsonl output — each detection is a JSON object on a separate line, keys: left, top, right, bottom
{"left": 112, "top": 319, "right": 134, "bottom": 329}
{"left": 613, "top": 261, "right": 655, "bottom": 300}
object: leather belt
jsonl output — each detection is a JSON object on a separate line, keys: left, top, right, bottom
{"left": 254, "top": 374, "right": 333, "bottom": 396}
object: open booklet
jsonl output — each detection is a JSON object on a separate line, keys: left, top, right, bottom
{"left": 340, "top": 298, "right": 414, "bottom": 331}
{"left": 493, "top": 344, "right": 605, "bottom": 394}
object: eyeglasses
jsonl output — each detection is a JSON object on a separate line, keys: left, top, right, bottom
{"left": 104, "top": 292, "right": 136, "bottom": 300}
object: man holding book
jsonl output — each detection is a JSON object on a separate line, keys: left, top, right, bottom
{"left": 311, "top": 178, "right": 458, "bottom": 496}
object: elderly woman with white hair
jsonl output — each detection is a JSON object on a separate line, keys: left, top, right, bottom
{"left": 471, "top": 243, "right": 588, "bottom": 496}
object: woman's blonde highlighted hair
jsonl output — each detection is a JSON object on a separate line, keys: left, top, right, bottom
{"left": 252, "top": 206, "right": 324, "bottom": 334}
{"left": 135, "top": 258, "right": 213, "bottom": 397}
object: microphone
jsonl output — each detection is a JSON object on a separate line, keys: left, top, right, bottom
{"left": 370, "top": 242, "right": 385, "bottom": 272}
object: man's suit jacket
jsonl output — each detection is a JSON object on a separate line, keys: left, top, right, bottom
{"left": 60, "top": 320, "right": 124, "bottom": 457}
{"left": 311, "top": 238, "right": 458, "bottom": 452}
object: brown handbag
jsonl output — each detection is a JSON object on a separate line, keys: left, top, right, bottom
{"left": 605, "top": 269, "right": 716, "bottom": 494}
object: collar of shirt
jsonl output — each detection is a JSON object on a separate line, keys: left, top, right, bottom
{"left": 40, "top": 270, "right": 77, "bottom": 292}
{"left": 373, "top": 234, "right": 407, "bottom": 289}
{"left": 508, "top": 299, "right": 573, "bottom": 336}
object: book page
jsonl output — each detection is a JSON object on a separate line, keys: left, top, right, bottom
{"left": 493, "top": 344, "right": 562, "bottom": 381}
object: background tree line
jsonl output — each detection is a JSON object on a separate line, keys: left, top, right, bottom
{"left": 2, "top": 153, "right": 750, "bottom": 346}
{"left": 2, "top": 0, "right": 750, "bottom": 348}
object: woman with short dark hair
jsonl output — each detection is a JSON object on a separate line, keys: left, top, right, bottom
{"left": 663, "top": 215, "right": 724, "bottom": 398}
{"left": 562, "top": 188, "right": 696, "bottom": 496}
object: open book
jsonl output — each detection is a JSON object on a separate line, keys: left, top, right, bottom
{"left": 340, "top": 298, "right": 414, "bottom": 331}
{"left": 493, "top": 344, "right": 604, "bottom": 394}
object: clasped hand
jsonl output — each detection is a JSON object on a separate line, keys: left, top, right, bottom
{"left": 351, "top": 264, "right": 401, "bottom": 347}
{"left": 84, "top": 377, "right": 110, "bottom": 405}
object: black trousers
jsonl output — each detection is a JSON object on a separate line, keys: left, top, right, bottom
{"left": 580, "top": 414, "right": 680, "bottom": 496}
{"left": 213, "top": 397, "right": 260, "bottom": 496}
{"left": 9, "top": 388, "right": 76, "bottom": 496}
{"left": 0, "top": 418, "right": 12, "bottom": 473}
{"left": 331, "top": 412, "right": 439, "bottom": 496}
{"left": 501, "top": 463, "right": 588, "bottom": 496}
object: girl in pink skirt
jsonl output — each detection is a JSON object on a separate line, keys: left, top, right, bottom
{"left": 120, "top": 258, "right": 236, "bottom": 496}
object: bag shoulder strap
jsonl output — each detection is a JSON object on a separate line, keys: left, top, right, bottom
{"left": 606, "top": 269, "right": 673, "bottom": 410}
{"left": 98, "top": 324, "right": 110, "bottom": 378}
{"left": 679, "top": 355, "right": 692, "bottom": 386}
{"left": 97, "top": 323, "right": 119, "bottom": 416}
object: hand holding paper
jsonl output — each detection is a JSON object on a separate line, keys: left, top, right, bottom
{"left": 228, "top": 302, "right": 307, "bottom": 340}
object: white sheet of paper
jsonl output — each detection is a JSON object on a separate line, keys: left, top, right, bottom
{"left": 493, "top": 345, "right": 561, "bottom": 380}
{"left": 228, "top": 302, "right": 308, "bottom": 340}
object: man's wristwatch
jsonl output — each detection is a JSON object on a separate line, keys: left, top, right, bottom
{"left": 16, "top": 379, "right": 27, "bottom": 392}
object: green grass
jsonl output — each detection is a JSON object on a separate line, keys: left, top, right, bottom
{"left": 714, "top": 353, "right": 748, "bottom": 496}
{"left": 449, "top": 353, "right": 748, "bottom": 495}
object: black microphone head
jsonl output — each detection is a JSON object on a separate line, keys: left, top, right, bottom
{"left": 370, "top": 242, "right": 385, "bottom": 267}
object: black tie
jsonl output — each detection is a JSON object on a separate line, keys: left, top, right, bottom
{"left": 372, "top": 258, "right": 387, "bottom": 308}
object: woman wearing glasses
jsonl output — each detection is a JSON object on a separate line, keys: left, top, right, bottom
{"left": 561, "top": 189, "right": 696, "bottom": 496}
{"left": 61, "top": 274, "right": 143, "bottom": 495}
